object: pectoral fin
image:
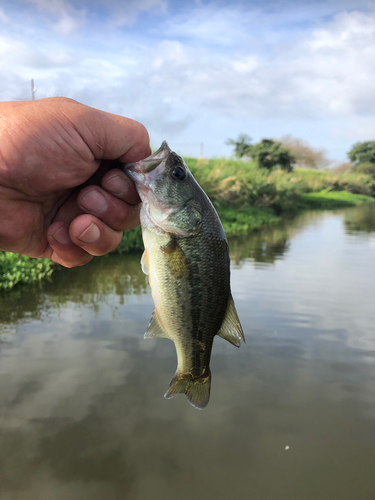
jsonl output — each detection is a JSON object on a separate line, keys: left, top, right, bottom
{"left": 217, "top": 295, "right": 245, "bottom": 347}
{"left": 144, "top": 310, "right": 169, "bottom": 339}
{"left": 140, "top": 250, "right": 148, "bottom": 275}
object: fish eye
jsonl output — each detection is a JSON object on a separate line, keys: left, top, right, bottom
{"left": 171, "top": 166, "right": 186, "bottom": 181}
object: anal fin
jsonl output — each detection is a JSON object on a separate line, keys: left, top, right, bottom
{"left": 144, "top": 310, "right": 169, "bottom": 339}
{"left": 217, "top": 294, "right": 245, "bottom": 347}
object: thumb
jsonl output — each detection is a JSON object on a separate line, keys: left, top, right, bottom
{"left": 47, "top": 97, "right": 151, "bottom": 163}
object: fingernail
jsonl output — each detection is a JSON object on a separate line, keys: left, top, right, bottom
{"left": 103, "top": 175, "right": 130, "bottom": 195}
{"left": 51, "top": 225, "right": 71, "bottom": 246}
{"left": 77, "top": 223, "right": 100, "bottom": 244}
{"left": 80, "top": 190, "right": 107, "bottom": 214}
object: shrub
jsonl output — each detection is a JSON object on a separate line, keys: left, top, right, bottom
{"left": 353, "top": 162, "right": 375, "bottom": 178}
{"left": 0, "top": 252, "right": 55, "bottom": 291}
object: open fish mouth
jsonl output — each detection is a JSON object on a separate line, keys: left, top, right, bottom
{"left": 122, "top": 141, "right": 171, "bottom": 175}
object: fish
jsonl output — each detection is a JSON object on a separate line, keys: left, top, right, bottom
{"left": 122, "top": 141, "right": 244, "bottom": 409}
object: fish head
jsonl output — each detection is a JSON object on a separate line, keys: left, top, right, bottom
{"left": 123, "top": 141, "right": 203, "bottom": 236}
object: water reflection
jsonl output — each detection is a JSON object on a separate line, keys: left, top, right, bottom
{"left": 1, "top": 205, "right": 375, "bottom": 500}
{"left": 344, "top": 203, "right": 375, "bottom": 234}
{"left": 0, "top": 254, "right": 148, "bottom": 332}
{"left": 229, "top": 209, "right": 330, "bottom": 265}
{"left": 229, "top": 226, "right": 290, "bottom": 265}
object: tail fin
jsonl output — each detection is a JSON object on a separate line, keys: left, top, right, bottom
{"left": 164, "top": 371, "right": 211, "bottom": 410}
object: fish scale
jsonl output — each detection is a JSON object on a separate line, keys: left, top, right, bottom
{"left": 122, "top": 141, "right": 244, "bottom": 409}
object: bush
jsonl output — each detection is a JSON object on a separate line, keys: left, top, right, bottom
{"left": 353, "top": 162, "right": 375, "bottom": 178}
{"left": 111, "top": 226, "right": 143, "bottom": 254}
{"left": 0, "top": 252, "right": 56, "bottom": 291}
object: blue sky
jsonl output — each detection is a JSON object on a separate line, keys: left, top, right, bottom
{"left": 1, "top": 0, "right": 375, "bottom": 163}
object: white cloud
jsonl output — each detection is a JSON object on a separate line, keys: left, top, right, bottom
{"left": 310, "top": 10, "right": 375, "bottom": 50}
{"left": 232, "top": 56, "right": 259, "bottom": 73}
{"left": 0, "top": 7, "right": 9, "bottom": 22}
{"left": 0, "top": 34, "right": 76, "bottom": 70}
{"left": 26, "top": 0, "right": 69, "bottom": 14}
{"left": 1, "top": 2, "right": 375, "bottom": 159}
{"left": 135, "top": 8, "right": 375, "bottom": 122}
{"left": 24, "top": 0, "right": 87, "bottom": 34}
{"left": 93, "top": 0, "right": 168, "bottom": 27}
{"left": 163, "top": 6, "right": 255, "bottom": 47}
{"left": 53, "top": 11, "right": 85, "bottom": 34}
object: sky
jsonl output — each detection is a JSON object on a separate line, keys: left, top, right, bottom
{"left": 1, "top": 0, "right": 375, "bottom": 163}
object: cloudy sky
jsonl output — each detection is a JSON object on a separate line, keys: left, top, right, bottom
{"left": 1, "top": 0, "right": 375, "bottom": 162}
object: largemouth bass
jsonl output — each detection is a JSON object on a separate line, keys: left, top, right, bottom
{"left": 122, "top": 142, "right": 244, "bottom": 409}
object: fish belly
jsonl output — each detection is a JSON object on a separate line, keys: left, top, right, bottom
{"left": 142, "top": 225, "right": 230, "bottom": 408}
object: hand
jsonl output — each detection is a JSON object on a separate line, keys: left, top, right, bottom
{"left": 0, "top": 97, "right": 150, "bottom": 267}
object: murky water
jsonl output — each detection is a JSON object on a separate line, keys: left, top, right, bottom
{"left": 1, "top": 204, "right": 375, "bottom": 500}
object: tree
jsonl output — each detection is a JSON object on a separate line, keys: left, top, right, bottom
{"left": 249, "top": 139, "right": 295, "bottom": 172}
{"left": 347, "top": 141, "right": 375, "bottom": 165}
{"left": 227, "top": 134, "right": 295, "bottom": 172}
{"left": 226, "top": 134, "right": 252, "bottom": 158}
{"left": 279, "top": 135, "right": 332, "bottom": 170}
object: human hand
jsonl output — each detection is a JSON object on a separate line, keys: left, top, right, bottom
{"left": 0, "top": 97, "right": 150, "bottom": 267}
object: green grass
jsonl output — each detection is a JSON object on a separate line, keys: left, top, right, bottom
{"left": 301, "top": 190, "right": 375, "bottom": 209}
{"left": 218, "top": 206, "right": 281, "bottom": 236}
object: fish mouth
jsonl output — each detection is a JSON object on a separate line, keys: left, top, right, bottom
{"left": 121, "top": 141, "right": 171, "bottom": 175}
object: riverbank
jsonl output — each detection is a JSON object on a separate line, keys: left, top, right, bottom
{"left": 1, "top": 157, "right": 375, "bottom": 291}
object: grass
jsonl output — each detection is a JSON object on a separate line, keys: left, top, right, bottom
{"left": 301, "top": 190, "right": 375, "bottom": 209}
{"left": 217, "top": 206, "right": 281, "bottom": 236}
{"left": 2, "top": 157, "right": 375, "bottom": 291}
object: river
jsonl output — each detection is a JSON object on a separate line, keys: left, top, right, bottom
{"left": 1, "top": 204, "right": 375, "bottom": 500}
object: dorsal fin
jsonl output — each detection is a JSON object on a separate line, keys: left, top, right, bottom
{"left": 144, "top": 310, "right": 169, "bottom": 339}
{"left": 217, "top": 294, "right": 245, "bottom": 347}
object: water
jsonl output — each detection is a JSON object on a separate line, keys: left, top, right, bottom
{"left": 1, "top": 204, "right": 375, "bottom": 500}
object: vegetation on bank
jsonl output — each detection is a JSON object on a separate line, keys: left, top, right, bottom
{"left": 112, "top": 157, "right": 375, "bottom": 249}
{"left": 301, "top": 190, "right": 374, "bottom": 208}
{"left": 2, "top": 154, "right": 375, "bottom": 291}
{"left": 0, "top": 251, "right": 55, "bottom": 292}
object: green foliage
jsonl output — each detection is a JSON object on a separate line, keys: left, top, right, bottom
{"left": 187, "top": 157, "right": 304, "bottom": 213}
{"left": 294, "top": 168, "right": 375, "bottom": 197}
{"left": 301, "top": 190, "right": 375, "bottom": 209}
{"left": 0, "top": 252, "right": 56, "bottom": 291}
{"left": 348, "top": 141, "right": 375, "bottom": 164}
{"left": 217, "top": 207, "right": 281, "bottom": 237}
{"left": 248, "top": 139, "right": 295, "bottom": 172}
{"left": 3, "top": 155, "right": 375, "bottom": 292}
{"left": 227, "top": 135, "right": 295, "bottom": 172}
{"left": 352, "top": 162, "right": 375, "bottom": 178}
{"left": 111, "top": 226, "right": 143, "bottom": 254}
{"left": 226, "top": 134, "right": 252, "bottom": 159}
